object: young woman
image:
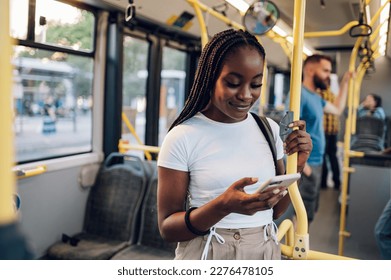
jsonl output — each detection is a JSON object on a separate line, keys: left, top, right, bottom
{"left": 157, "top": 29, "right": 312, "bottom": 260}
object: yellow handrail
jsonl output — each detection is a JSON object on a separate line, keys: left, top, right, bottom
{"left": 304, "top": 21, "right": 359, "bottom": 38}
{"left": 339, "top": 31, "right": 362, "bottom": 257}
{"left": 286, "top": 0, "right": 311, "bottom": 260}
{"left": 186, "top": 0, "right": 209, "bottom": 48}
{"left": 370, "top": 20, "right": 388, "bottom": 44}
{"left": 186, "top": 0, "right": 302, "bottom": 60}
{"left": 15, "top": 165, "right": 47, "bottom": 179}
{"left": 121, "top": 112, "right": 153, "bottom": 160}
{"left": 338, "top": 0, "right": 391, "bottom": 256}
{"left": 351, "top": 63, "right": 367, "bottom": 134}
{"left": 0, "top": 0, "right": 17, "bottom": 225}
{"left": 118, "top": 140, "right": 160, "bottom": 154}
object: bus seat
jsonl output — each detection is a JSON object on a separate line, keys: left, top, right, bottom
{"left": 351, "top": 116, "right": 385, "bottom": 152}
{"left": 111, "top": 163, "right": 176, "bottom": 260}
{"left": 45, "top": 153, "right": 148, "bottom": 260}
{"left": 384, "top": 116, "right": 391, "bottom": 148}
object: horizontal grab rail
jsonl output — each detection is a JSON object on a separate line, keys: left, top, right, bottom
{"left": 14, "top": 165, "right": 47, "bottom": 179}
{"left": 119, "top": 140, "right": 160, "bottom": 154}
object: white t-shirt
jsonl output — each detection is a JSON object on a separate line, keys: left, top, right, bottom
{"left": 158, "top": 112, "right": 284, "bottom": 228}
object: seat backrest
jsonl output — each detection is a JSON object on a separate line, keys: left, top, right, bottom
{"left": 83, "top": 153, "right": 147, "bottom": 243}
{"left": 356, "top": 116, "right": 385, "bottom": 138}
{"left": 352, "top": 116, "right": 386, "bottom": 152}
{"left": 384, "top": 116, "right": 391, "bottom": 148}
{"left": 136, "top": 162, "right": 176, "bottom": 252}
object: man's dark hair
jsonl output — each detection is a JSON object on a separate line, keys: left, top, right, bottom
{"left": 303, "top": 53, "right": 332, "bottom": 68}
{"left": 169, "top": 29, "right": 266, "bottom": 130}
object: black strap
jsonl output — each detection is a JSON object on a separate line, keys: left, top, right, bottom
{"left": 250, "top": 112, "right": 278, "bottom": 175}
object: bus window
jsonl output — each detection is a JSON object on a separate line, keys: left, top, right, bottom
{"left": 35, "top": 0, "right": 94, "bottom": 51}
{"left": 10, "top": 0, "right": 28, "bottom": 40}
{"left": 121, "top": 36, "right": 149, "bottom": 157}
{"left": 273, "top": 73, "right": 286, "bottom": 109}
{"left": 12, "top": 48, "right": 94, "bottom": 163}
{"left": 10, "top": 1, "right": 96, "bottom": 163}
{"left": 11, "top": 0, "right": 95, "bottom": 51}
{"left": 159, "top": 46, "right": 187, "bottom": 145}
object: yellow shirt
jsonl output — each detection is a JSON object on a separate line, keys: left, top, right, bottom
{"left": 320, "top": 89, "right": 339, "bottom": 135}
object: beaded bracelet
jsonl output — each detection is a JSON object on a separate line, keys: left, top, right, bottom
{"left": 184, "top": 207, "right": 210, "bottom": 236}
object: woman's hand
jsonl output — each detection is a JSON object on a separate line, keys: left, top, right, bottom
{"left": 283, "top": 120, "right": 312, "bottom": 173}
{"left": 217, "top": 177, "right": 288, "bottom": 216}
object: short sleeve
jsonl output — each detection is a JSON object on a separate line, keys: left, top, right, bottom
{"left": 157, "top": 127, "right": 189, "bottom": 172}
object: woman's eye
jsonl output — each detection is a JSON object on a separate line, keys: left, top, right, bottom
{"left": 226, "top": 81, "right": 240, "bottom": 88}
{"left": 251, "top": 83, "right": 263, "bottom": 89}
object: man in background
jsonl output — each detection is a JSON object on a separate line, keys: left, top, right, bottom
{"left": 297, "top": 54, "right": 351, "bottom": 223}
{"left": 320, "top": 77, "right": 347, "bottom": 191}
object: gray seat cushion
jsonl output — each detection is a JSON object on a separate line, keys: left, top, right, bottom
{"left": 111, "top": 244, "right": 175, "bottom": 260}
{"left": 46, "top": 233, "right": 130, "bottom": 260}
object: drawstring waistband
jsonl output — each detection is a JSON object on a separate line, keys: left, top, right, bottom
{"left": 263, "top": 221, "right": 279, "bottom": 245}
{"left": 200, "top": 222, "right": 279, "bottom": 260}
{"left": 201, "top": 227, "right": 225, "bottom": 260}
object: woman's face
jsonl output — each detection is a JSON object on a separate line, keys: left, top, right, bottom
{"left": 364, "top": 95, "right": 376, "bottom": 109}
{"left": 204, "top": 46, "right": 264, "bottom": 123}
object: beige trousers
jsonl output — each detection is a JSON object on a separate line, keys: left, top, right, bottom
{"left": 174, "top": 225, "right": 281, "bottom": 260}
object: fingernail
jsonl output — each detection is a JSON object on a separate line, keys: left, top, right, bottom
{"left": 252, "top": 177, "right": 258, "bottom": 182}
{"left": 288, "top": 123, "right": 293, "bottom": 127}
{"left": 281, "top": 190, "right": 288, "bottom": 196}
{"left": 272, "top": 189, "right": 280, "bottom": 194}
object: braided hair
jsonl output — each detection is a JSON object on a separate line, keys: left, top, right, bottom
{"left": 169, "top": 29, "right": 266, "bottom": 130}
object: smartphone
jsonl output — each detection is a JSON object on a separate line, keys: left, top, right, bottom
{"left": 279, "top": 111, "right": 293, "bottom": 142}
{"left": 254, "top": 173, "right": 301, "bottom": 194}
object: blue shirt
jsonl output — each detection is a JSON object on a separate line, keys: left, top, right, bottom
{"left": 357, "top": 105, "right": 386, "bottom": 120}
{"left": 300, "top": 86, "right": 326, "bottom": 165}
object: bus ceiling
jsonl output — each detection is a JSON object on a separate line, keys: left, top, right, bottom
{"left": 99, "top": 0, "right": 390, "bottom": 62}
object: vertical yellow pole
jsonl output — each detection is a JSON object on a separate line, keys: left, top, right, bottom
{"left": 288, "top": 0, "right": 307, "bottom": 234}
{"left": 0, "top": 0, "right": 17, "bottom": 225}
{"left": 352, "top": 65, "right": 367, "bottom": 134}
{"left": 338, "top": 0, "right": 390, "bottom": 256}
{"left": 287, "top": 0, "right": 309, "bottom": 259}
{"left": 339, "top": 36, "right": 361, "bottom": 256}
{"left": 351, "top": 63, "right": 363, "bottom": 135}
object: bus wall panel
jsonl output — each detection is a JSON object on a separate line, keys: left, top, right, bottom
{"left": 346, "top": 164, "right": 391, "bottom": 259}
{"left": 17, "top": 166, "right": 90, "bottom": 259}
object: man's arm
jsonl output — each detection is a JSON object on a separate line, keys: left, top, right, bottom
{"left": 324, "top": 71, "right": 352, "bottom": 115}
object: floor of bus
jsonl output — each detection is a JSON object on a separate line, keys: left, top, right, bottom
{"left": 309, "top": 187, "right": 379, "bottom": 260}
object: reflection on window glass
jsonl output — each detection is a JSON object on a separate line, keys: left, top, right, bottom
{"left": 35, "top": 0, "right": 95, "bottom": 51}
{"left": 13, "top": 47, "right": 93, "bottom": 162}
{"left": 121, "top": 36, "right": 149, "bottom": 158}
{"left": 10, "top": 0, "right": 29, "bottom": 39}
{"left": 10, "top": 0, "right": 94, "bottom": 51}
{"left": 159, "top": 47, "right": 186, "bottom": 145}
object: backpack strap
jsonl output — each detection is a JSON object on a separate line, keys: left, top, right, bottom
{"left": 250, "top": 112, "right": 278, "bottom": 175}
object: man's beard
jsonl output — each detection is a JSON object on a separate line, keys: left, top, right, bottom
{"left": 313, "top": 75, "right": 328, "bottom": 90}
